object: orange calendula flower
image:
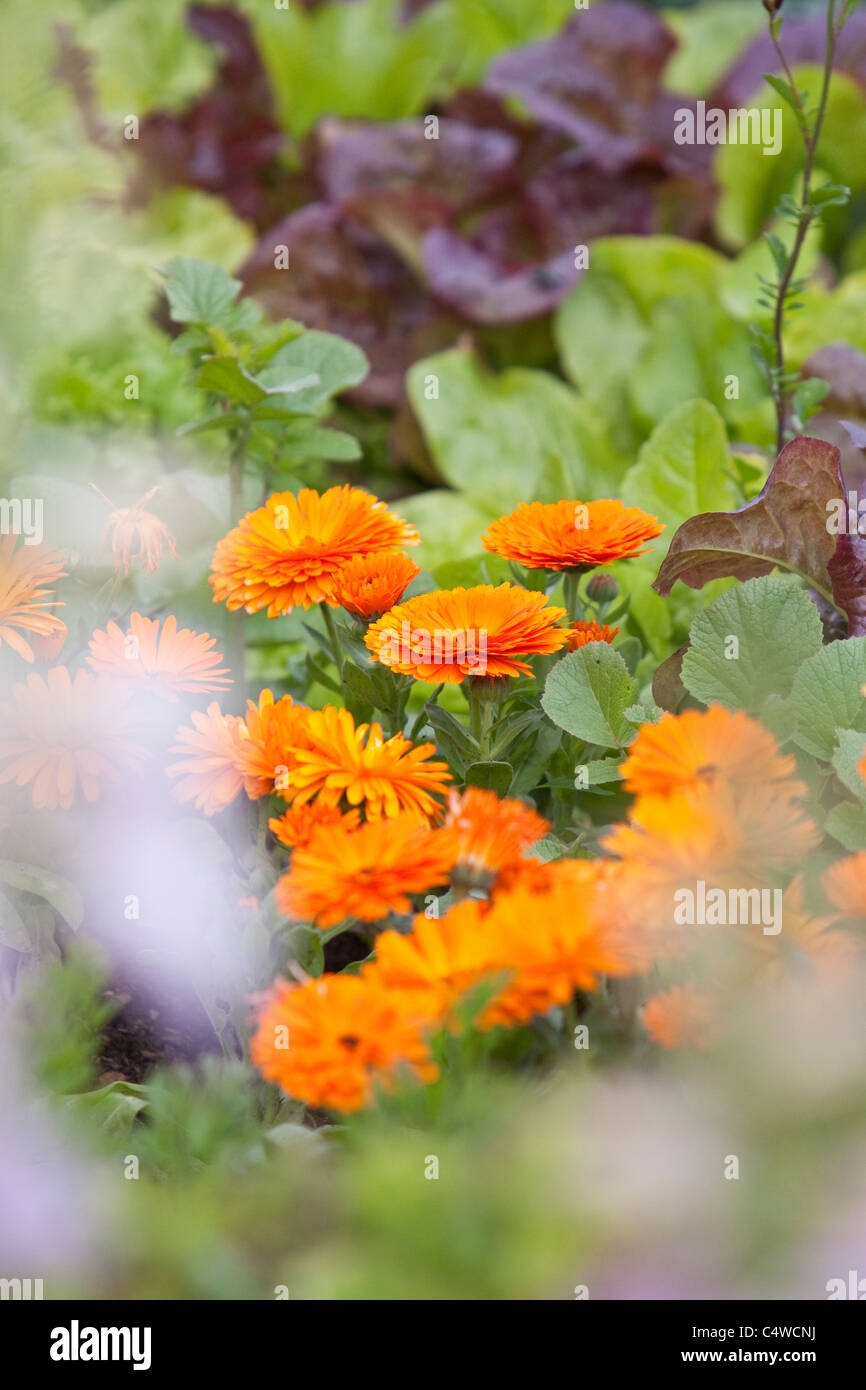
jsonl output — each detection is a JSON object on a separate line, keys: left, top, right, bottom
{"left": 237, "top": 689, "right": 309, "bottom": 799}
{"left": 275, "top": 813, "right": 458, "bottom": 928}
{"left": 482, "top": 498, "right": 663, "bottom": 570}
{"left": 365, "top": 901, "right": 495, "bottom": 1024}
{"left": 209, "top": 486, "right": 418, "bottom": 617}
{"left": 269, "top": 802, "right": 361, "bottom": 851}
{"left": 0, "top": 536, "right": 67, "bottom": 662}
{"left": 285, "top": 704, "right": 451, "bottom": 820}
{"left": 823, "top": 851, "right": 866, "bottom": 918}
{"left": 605, "top": 782, "right": 819, "bottom": 885}
{"left": 92, "top": 485, "right": 177, "bottom": 576}
{"left": 475, "top": 877, "right": 628, "bottom": 1029}
{"left": 167, "top": 701, "right": 247, "bottom": 816}
{"left": 751, "top": 877, "right": 859, "bottom": 981}
{"left": 565, "top": 620, "right": 618, "bottom": 651}
{"left": 328, "top": 550, "right": 421, "bottom": 620}
{"left": 620, "top": 706, "right": 799, "bottom": 800}
{"left": 642, "top": 985, "right": 715, "bottom": 1050}
{"left": 0, "top": 666, "right": 147, "bottom": 809}
{"left": 445, "top": 786, "right": 549, "bottom": 891}
{"left": 250, "top": 973, "right": 438, "bottom": 1113}
{"left": 87, "top": 612, "right": 231, "bottom": 701}
{"left": 365, "top": 582, "right": 569, "bottom": 682}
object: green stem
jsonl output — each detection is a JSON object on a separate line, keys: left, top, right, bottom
{"left": 321, "top": 602, "right": 346, "bottom": 699}
{"left": 467, "top": 681, "right": 495, "bottom": 759}
{"left": 768, "top": 0, "right": 839, "bottom": 455}
{"left": 227, "top": 417, "right": 252, "bottom": 704}
{"left": 563, "top": 570, "right": 583, "bottom": 622}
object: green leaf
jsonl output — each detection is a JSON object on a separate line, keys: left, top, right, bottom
{"left": 160, "top": 256, "right": 242, "bottom": 325}
{"left": 789, "top": 637, "right": 866, "bottom": 760}
{"left": 825, "top": 800, "right": 866, "bottom": 851}
{"left": 288, "top": 924, "right": 325, "bottom": 978}
{"left": 260, "top": 330, "right": 367, "bottom": 411}
{"left": 464, "top": 761, "right": 513, "bottom": 796}
{"left": 624, "top": 398, "right": 739, "bottom": 530}
{"left": 623, "top": 704, "right": 664, "bottom": 726}
{"left": 681, "top": 576, "right": 823, "bottom": 714}
{"left": 64, "top": 1081, "right": 148, "bottom": 1138}
{"left": 715, "top": 68, "right": 866, "bottom": 247}
{"left": 555, "top": 239, "right": 764, "bottom": 438}
{"left": 541, "top": 645, "right": 638, "bottom": 749}
{"left": 407, "top": 347, "right": 625, "bottom": 513}
{"left": 0, "top": 861, "right": 84, "bottom": 929}
{"left": 577, "top": 757, "right": 624, "bottom": 787}
{"left": 832, "top": 728, "right": 866, "bottom": 804}
{"left": 762, "top": 73, "right": 805, "bottom": 120}
{"left": 195, "top": 356, "right": 266, "bottom": 405}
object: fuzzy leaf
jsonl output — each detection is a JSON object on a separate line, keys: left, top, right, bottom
{"left": 681, "top": 576, "right": 823, "bottom": 714}
{"left": 789, "top": 636, "right": 866, "bottom": 760}
{"left": 541, "top": 644, "right": 638, "bottom": 749}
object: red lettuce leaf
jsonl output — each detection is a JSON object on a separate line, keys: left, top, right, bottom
{"left": 653, "top": 436, "right": 846, "bottom": 605}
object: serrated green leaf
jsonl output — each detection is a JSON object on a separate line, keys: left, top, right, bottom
{"left": 160, "top": 256, "right": 242, "bottom": 324}
{"left": 832, "top": 728, "right": 866, "bottom": 804}
{"left": 825, "top": 800, "right": 866, "bottom": 851}
{"left": 789, "top": 636, "right": 866, "bottom": 760}
{"left": 541, "top": 645, "right": 638, "bottom": 749}
{"left": 195, "top": 355, "right": 266, "bottom": 405}
{"left": 681, "top": 576, "right": 823, "bottom": 715}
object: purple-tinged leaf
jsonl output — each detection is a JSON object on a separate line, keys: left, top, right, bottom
{"left": 651, "top": 644, "right": 689, "bottom": 713}
{"left": 239, "top": 204, "right": 455, "bottom": 406}
{"left": 314, "top": 118, "right": 518, "bottom": 213}
{"left": 484, "top": 2, "right": 710, "bottom": 178}
{"left": 828, "top": 533, "right": 866, "bottom": 637}
{"left": 653, "top": 436, "right": 844, "bottom": 602}
{"left": 423, "top": 229, "right": 580, "bottom": 324}
{"left": 130, "top": 5, "right": 297, "bottom": 229}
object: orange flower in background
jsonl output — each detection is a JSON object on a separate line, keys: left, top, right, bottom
{"left": 328, "top": 550, "right": 421, "bottom": 620}
{"left": 0, "top": 536, "right": 67, "bottom": 662}
{"left": 284, "top": 705, "right": 451, "bottom": 820}
{"left": 620, "top": 706, "right": 798, "bottom": 800}
{"left": 445, "top": 786, "right": 549, "bottom": 891}
{"left": 0, "top": 666, "right": 147, "bottom": 809}
{"left": 642, "top": 985, "right": 715, "bottom": 1050}
{"left": 365, "top": 583, "right": 569, "bottom": 682}
{"left": 251, "top": 973, "right": 437, "bottom": 1112}
{"left": 269, "top": 802, "right": 361, "bottom": 851}
{"left": 209, "top": 486, "right": 418, "bottom": 617}
{"left": 366, "top": 901, "right": 496, "bottom": 1024}
{"left": 606, "top": 781, "right": 819, "bottom": 886}
{"left": 92, "top": 485, "right": 177, "bottom": 576}
{"left": 275, "top": 813, "right": 458, "bottom": 927}
{"left": 475, "top": 876, "right": 628, "bottom": 1029}
{"left": 237, "top": 688, "right": 309, "bottom": 799}
{"left": 167, "top": 701, "right": 247, "bottom": 815}
{"left": 823, "top": 851, "right": 866, "bottom": 918}
{"left": 565, "top": 620, "right": 618, "bottom": 651}
{"left": 482, "top": 498, "right": 663, "bottom": 570}
{"left": 494, "top": 853, "right": 610, "bottom": 900}
{"left": 753, "top": 876, "right": 859, "bottom": 981}
{"left": 87, "top": 612, "right": 231, "bottom": 701}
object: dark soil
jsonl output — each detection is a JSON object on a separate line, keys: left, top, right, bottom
{"left": 95, "top": 974, "right": 221, "bottom": 1084}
